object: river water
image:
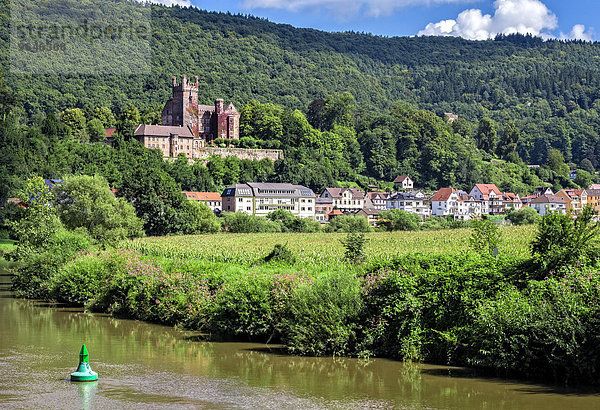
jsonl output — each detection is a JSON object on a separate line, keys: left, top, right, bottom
{"left": 1, "top": 271, "right": 599, "bottom": 409}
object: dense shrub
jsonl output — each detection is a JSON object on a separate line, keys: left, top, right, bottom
{"left": 281, "top": 271, "right": 362, "bottom": 356}
{"left": 531, "top": 206, "right": 600, "bottom": 274}
{"left": 221, "top": 212, "right": 282, "bottom": 233}
{"left": 466, "top": 268, "right": 600, "bottom": 382}
{"left": 506, "top": 207, "right": 539, "bottom": 225}
{"left": 263, "top": 243, "right": 296, "bottom": 264}
{"left": 324, "top": 215, "right": 372, "bottom": 233}
{"left": 12, "top": 229, "right": 93, "bottom": 298}
{"left": 378, "top": 209, "right": 421, "bottom": 231}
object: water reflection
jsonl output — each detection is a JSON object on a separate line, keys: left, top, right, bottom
{"left": 1, "top": 272, "right": 600, "bottom": 409}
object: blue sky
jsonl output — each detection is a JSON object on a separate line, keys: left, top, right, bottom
{"left": 155, "top": 0, "right": 598, "bottom": 41}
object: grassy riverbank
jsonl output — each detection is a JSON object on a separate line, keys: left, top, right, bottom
{"left": 10, "top": 226, "right": 600, "bottom": 385}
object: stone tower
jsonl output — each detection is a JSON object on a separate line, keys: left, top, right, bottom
{"left": 162, "top": 75, "right": 199, "bottom": 136}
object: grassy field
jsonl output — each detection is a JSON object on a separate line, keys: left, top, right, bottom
{"left": 0, "top": 239, "right": 15, "bottom": 251}
{"left": 127, "top": 226, "right": 536, "bottom": 267}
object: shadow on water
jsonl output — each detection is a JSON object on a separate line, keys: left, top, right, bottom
{"left": 420, "top": 367, "right": 600, "bottom": 396}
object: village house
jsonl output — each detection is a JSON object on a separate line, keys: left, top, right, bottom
{"left": 585, "top": 189, "right": 600, "bottom": 214}
{"left": 393, "top": 175, "right": 414, "bottom": 190}
{"left": 503, "top": 193, "right": 523, "bottom": 211}
{"left": 469, "top": 184, "right": 504, "bottom": 215}
{"left": 319, "top": 188, "right": 365, "bottom": 213}
{"left": 386, "top": 192, "right": 431, "bottom": 220}
{"left": 529, "top": 194, "right": 567, "bottom": 216}
{"left": 182, "top": 192, "right": 222, "bottom": 212}
{"left": 430, "top": 188, "right": 470, "bottom": 220}
{"left": 221, "top": 183, "right": 316, "bottom": 219}
{"left": 355, "top": 208, "right": 382, "bottom": 226}
{"left": 555, "top": 189, "right": 588, "bottom": 215}
{"left": 315, "top": 197, "right": 334, "bottom": 223}
{"left": 365, "top": 192, "right": 390, "bottom": 211}
{"left": 457, "top": 192, "right": 484, "bottom": 217}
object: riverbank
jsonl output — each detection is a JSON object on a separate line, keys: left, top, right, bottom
{"left": 3, "top": 270, "right": 599, "bottom": 408}
{"left": 8, "top": 227, "right": 600, "bottom": 385}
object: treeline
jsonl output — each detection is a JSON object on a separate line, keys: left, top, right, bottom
{"left": 3, "top": 0, "right": 600, "bottom": 169}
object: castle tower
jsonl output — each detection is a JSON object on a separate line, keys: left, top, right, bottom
{"left": 162, "top": 75, "right": 199, "bottom": 137}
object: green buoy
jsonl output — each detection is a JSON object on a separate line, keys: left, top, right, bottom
{"left": 70, "top": 344, "right": 98, "bottom": 382}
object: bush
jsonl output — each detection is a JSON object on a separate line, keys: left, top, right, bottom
{"left": 325, "top": 215, "right": 372, "bottom": 233}
{"left": 263, "top": 243, "right": 296, "bottom": 264}
{"left": 469, "top": 218, "right": 502, "bottom": 257}
{"left": 12, "top": 229, "right": 93, "bottom": 299}
{"left": 531, "top": 206, "right": 600, "bottom": 274}
{"left": 507, "top": 207, "right": 539, "bottom": 225}
{"left": 221, "top": 212, "right": 281, "bottom": 233}
{"left": 267, "top": 209, "right": 321, "bottom": 233}
{"left": 378, "top": 209, "right": 421, "bottom": 231}
{"left": 281, "top": 272, "right": 362, "bottom": 356}
{"left": 340, "top": 232, "right": 368, "bottom": 263}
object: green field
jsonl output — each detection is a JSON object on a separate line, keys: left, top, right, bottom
{"left": 127, "top": 226, "right": 536, "bottom": 267}
{"left": 0, "top": 239, "right": 15, "bottom": 251}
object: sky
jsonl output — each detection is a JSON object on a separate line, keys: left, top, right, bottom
{"left": 145, "top": 0, "right": 599, "bottom": 41}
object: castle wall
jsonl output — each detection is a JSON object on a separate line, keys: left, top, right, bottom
{"left": 193, "top": 147, "right": 284, "bottom": 162}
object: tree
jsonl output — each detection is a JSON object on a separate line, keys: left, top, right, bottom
{"left": 322, "top": 92, "right": 356, "bottom": 130}
{"left": 546, "top": 149, "right": 569, "bottom": 177}
{"left": 11, "top": 176, "right": 62, "bottom": 251}
{"left": 54, "top": 175, "right": 144, "bottom": 244}
{"left": 87, "top": 118, "right": 106, "bottom": 142}
{"left": 579, "top": 158, "right": 595, "bottom": 174}
{"left": 531, "top": 206, "right": 600, "bottom": 274}
{"left": 182, "top": 201, "right": 221, "bottom": 233}
{"left": 116, "top": 104, "right": 141, "bottom": 141}
{"left": 476, "top": 118, "right": 498, "bottom": 155}
{"left": 497, "top": 121, "right": 520, "bottom": 159}
{"left": 469, "top": 218, "right": 502, "bottom": 257}
{"left": 378, "top": 209, "right": 421, "bottom": 231}
{"left": 60, "top": 108, "right": 87, "bottom": 141}
{"left": 574, "top": 169, "right": 593, "bottom": 189}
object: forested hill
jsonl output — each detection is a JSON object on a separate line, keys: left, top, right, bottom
{"left": 3, "top": 0, "right": 600, "bottom": 123}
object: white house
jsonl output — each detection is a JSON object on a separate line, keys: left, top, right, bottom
{"left": 529, "top": 194, "right": 567, "bottom": 216}
{"left": 393, "top": 175, "right": 414, "bottom": 190}
{"left": 386, "top": 192, "right": 431, "bottom": 219}
{"left": 469, "top": 184, "right": 503, "bottom": 214}
{"left": 222, "top": 183, "right": 316, "bottom": 219}
{"left": 319, "top": 188, "right": 365, "bottom": 213}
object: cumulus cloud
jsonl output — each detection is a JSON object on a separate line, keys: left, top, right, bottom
{"left": 418, "top": 0, "right": 559, "bottom": 40}
{"left": 561, "top": 24, "right": 593, "bottom": 41}
{"left": 135, "top": 0, "right": 193, "bottom": 6}
{"left": 242, "top": 0, "right": 469, "bottom": 18}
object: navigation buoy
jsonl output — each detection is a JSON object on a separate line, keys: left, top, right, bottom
{"left": 70, "top": 344, "right": 98, "bottom": 382}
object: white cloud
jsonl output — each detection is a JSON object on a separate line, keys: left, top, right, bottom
{"left": 242, "top": 0, "right": 470, "bottom": 18}
{"left": 135, "top": 0, "right": 193, "bottom": 7}
{"left": 418, "top": 0, "right": 559, "bottom": 40}
{"left": 561, "top": 24, "right": 593, "bottom": 41}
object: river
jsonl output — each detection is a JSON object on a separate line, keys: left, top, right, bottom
{"left": 1, "top": 271, "right": 599, "bottom": 409}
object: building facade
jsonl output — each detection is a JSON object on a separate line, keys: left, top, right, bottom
{"left": 183, "top": 191, "right": 222, "bottom": 212}
{"left": 555, "top": 189, "right": 588, "bottom": 215}
{"left": 393, "top": 175, "right": 414, "bottom": 190}
{"left": 319, "top": 188, "right": 365, "bottom": 213}
{"left": 386, "top": 192, "right": 431, "bottom": 219}
{"left": 529, "top": 194, "right": 567, "bottom": 216}
{"left": 222, "top": 183, "right": 316, "bottom": 219}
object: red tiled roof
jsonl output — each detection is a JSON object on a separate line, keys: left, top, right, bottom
{"left": 431, "top": 187, "right": 456, "bottom": 202}
{"left": 474, "top": 184, "right": 502, "bottom": 196}
{"left": 104, "top": 128, "right": 116, "bottom": 139}
{"left": 328, "top": 209, "right": 344, "bottom": 216}
{"left": 323, "top": 188, "right": 365, "bottom": 199}
{"left": 183, "top": 192, "right": 222, "bottom": 201}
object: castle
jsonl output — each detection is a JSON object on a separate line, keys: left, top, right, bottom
{"left": 161, "top": 75, "right": 239, "bottom": 141}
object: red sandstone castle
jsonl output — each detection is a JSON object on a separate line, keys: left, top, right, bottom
{"left": 135, "top": 75, "right": 240, "bottom": 159}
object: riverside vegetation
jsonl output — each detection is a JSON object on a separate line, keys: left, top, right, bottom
{"left": 6, "top": 177, "right": 600, "bottom": 385}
